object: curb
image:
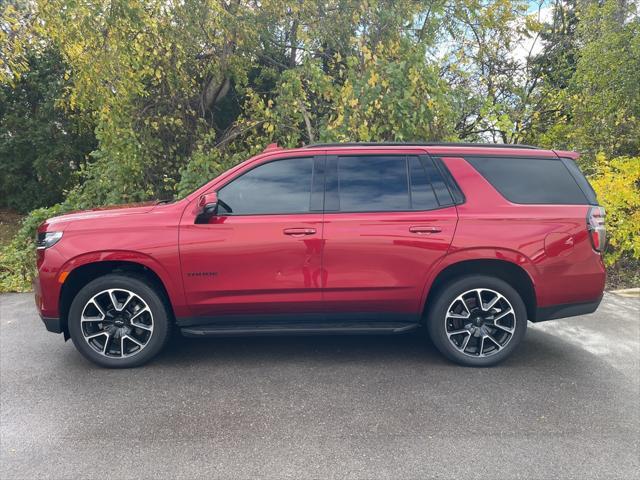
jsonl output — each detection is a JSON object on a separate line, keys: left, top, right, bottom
{"left": 610, "top": 288, "right": 640, "bottom": 298}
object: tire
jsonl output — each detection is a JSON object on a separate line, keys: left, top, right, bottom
{"left": 426, "top": 275, "right": 527, "bottom": 367}
{"left": 68, "top": 274, "right": 171, "bottom": 368}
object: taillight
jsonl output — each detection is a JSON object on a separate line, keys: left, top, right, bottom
{"left": 587, "top": 206, "right": 606, "bottom": 252}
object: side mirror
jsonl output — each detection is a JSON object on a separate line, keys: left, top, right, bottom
{"left": 195, "top": 192, "right": 218, "bottom": 224}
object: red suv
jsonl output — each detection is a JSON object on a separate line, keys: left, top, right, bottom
{"left": 34, "top": 143, "right": 606, "bottom": 368}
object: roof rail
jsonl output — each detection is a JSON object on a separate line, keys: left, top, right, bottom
{"left": 302, "top": 142, "right": 540, "bottom": 150}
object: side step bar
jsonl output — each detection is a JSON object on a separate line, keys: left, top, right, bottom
{"left": 181, "top": 321, "right": 419, "bottom": 338}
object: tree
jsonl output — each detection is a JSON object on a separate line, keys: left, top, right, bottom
{"left": 0, "top": 48, "right": 95, "bottom": 212}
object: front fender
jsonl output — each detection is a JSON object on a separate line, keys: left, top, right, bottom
{"left": 60, "top": 250, "right": 186, "bottom": 313}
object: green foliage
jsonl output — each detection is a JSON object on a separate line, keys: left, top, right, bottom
{"left": 0, "top": 204, "right": 72, "bottom": 291}
{"left": 589, "top": 155, "right": 640, "bottom": 265}
{"left": 569, "top": 1, "right": 640, "bottom": 159}
{"left": 0, "top": 48, "right": 96, "bottom": 212}
{"left": 530, "top": 0, "right": 640, "bottom": 160}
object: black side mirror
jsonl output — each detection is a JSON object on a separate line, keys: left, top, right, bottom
{"left": 195, "top": 192, "right": 218, "bottom": 224}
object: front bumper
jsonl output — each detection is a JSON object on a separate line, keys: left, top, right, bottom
{"left": 531, "top": 294, "right": 603, "bottom": 322}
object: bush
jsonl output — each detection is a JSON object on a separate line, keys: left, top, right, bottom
{"left": 589, "top": 155, "right": 640, "bottom": 267}
{"left": 0, "top": 204, "right": 72, "bottom": 292}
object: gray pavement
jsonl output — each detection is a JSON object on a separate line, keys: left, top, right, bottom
{"left": 1, "top": 292, "right": 639, "bottom": 479}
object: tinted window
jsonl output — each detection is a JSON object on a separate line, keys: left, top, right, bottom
{"left": 434, "top": 157, "right": 465, "bottom": 205}
{"left": 218, "top": 157, "right": 313, "bottom": 214}
{"left": 422, "top": 157, "right": 454, "bottom": 205}
{"left": 337, "top": 156, "right": 409, "bottom": 211}
{"left": 561, "top": 158, "right": 598, "bottom": 205}
{"left": 466, "top": 157, "right": 589, "bottom": 204}
{"left": 409, "top": 157, "right": 439, "bottom": 210}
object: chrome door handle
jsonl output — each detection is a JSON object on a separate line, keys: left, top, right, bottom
{"left": 409, "top": 226, "right": 442, "bottom": 234}
{"left": 283, "top": 228, "right": 317, "bottom": 236}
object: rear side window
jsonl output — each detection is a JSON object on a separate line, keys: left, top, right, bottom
{"left": 337, "top": 156, "right": 409, "bottom": 211}
{"left": 329, "top": 155, "right": 447, "bottom": 212}
{"left": 465, "top": 156, "right": 590, "bottom": 205}
{"left": 218, "top": 157, "right": 313, "bottom": 214}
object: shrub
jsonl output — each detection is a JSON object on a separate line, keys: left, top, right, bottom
{"left": 0, "top": 204, "right": 72, "bottom": 292}
{"left": 589, "top": 155, "right": 640, "bottom": 266}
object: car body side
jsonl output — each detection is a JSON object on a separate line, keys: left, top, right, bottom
{"left": 34, "top": 145, "right": 606, "bottom": 336}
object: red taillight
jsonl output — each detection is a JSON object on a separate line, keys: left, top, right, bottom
{"left": 587, "top": 206, "right": 606, "bottom": 252}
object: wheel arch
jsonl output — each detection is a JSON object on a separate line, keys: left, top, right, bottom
{"left": 58, "top": 259, "right": 176, "bottom": 338}
{"left": 423, "top": 258, "right": 537, "bottom": 321}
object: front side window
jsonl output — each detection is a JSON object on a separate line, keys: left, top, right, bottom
{"left": 217, "top": 157, "right": 313, "bottom": 215}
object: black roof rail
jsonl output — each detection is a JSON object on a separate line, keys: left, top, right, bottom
{"left": 302, "top": 142, "right": 540, "bottom": 150}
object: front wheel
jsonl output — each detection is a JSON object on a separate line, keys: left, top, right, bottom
{"left": 68, "top": 274, "right": 171, "bottom": 368}
{"left": 426, "top": 275, "right": 527, "bottom": 367}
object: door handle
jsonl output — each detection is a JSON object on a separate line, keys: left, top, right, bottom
{"left": 409, "top": 226, "right": 442, "bottom": 234}
{"left": 283, "top": 228, "right": 317, "bottom": 236}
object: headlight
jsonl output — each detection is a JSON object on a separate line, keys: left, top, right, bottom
{"left": 36, "top": 231, "right": 63, "bottom": 249}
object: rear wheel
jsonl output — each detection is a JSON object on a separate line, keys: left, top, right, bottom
{"left": 68, "top": 274, "right": 170, "bottom": 368}
{"left": 426, "top": 275, "right": 527, "bottom": 367}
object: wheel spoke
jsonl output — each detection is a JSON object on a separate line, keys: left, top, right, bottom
{"left": 447, "top": 329, "right": 470, "bottom": 338}
{"left": 492, "top": 322, "right": 514, "bottom": 334}
{"left": 130, "top": 307, "right": 149, "bottom": 322}
{"left": 477, "top": 336, "right": 485, "bottom": 356}
{"left": 82, "top": 300, "right": 105, "bottom": 322}
{"left": 484, "top": 293, "right": 501, "bottom": 311}
{"left": 124, "top": 334, "right": 143, "bottom": 348}
{"left": 447, "top": 312, "right": 470, "bottom": 320}
{"left": 86, "top": 332, "right": 108, "bottom": 341}
{"left": 120, "top": 336, "right": 126, "bottom": 357}
{"left": 102, "top": 333, "right": 112, "bottom": 354}
{"left": 108, "top": 290, "right": 120, "bottom": 311}
{"left": 459, "top": 333, "right": 471, "bottom": 352}
{"left": 485, "top": 333, "right": 502, "bottom": 350}
{"left": 475, "top": 289, "right": 484, "bottom": 310}
{"left": 131, "top": 320, "right": 152, "bottom": 331}
{"left": 119, "top": 292, "right": 135, "bottom": 312}
{"left": 494, "top": 308, "right": 513, "bottom": 321}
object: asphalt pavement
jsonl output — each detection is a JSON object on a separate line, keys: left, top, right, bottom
{"left": 1, "top": 292, "right": 639, "bottom": 479}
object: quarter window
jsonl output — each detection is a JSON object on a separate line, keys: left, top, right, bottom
{"left": 465, "top": 156, "right": 590, "bottom": 205}
{"left": 218, "top": 157, "right": 314, "bottom": 215}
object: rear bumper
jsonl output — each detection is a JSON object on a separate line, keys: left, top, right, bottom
{"left": 40, "top": 314, "right": 63, "bottom": 334}
{"left": 531, "top": 295, "right": 603, "bottom": 322}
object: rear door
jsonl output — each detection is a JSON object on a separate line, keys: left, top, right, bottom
{"left": 321, "top": 153, "right": 459, "bottom": 321}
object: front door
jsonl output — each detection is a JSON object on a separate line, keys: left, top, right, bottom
{"left": 179, "top": 156, "right": 325, "bottom": 319}
{"left": 321, "top": 154, "right": 458, "bottom": 321}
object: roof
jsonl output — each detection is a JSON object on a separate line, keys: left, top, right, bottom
{"left": 301, "top": 142, "right": 540, "bottom": 150}
{"left": 260, "top": 142, "right": 575, "bottom": 159}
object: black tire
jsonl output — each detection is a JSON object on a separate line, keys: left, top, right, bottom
{"left": 426, "top": 275, "right": 527, "bottom": 367}
{"left": 68, "top": 274, "right": 171, "bottom": 368}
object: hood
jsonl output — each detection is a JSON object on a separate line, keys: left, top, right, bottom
{"left": 41, "top": 202, "right": 159, "bottom": 231}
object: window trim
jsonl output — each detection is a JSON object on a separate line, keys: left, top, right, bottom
{"left": 324, "top": 154, "right": 458, "bottom": 214}
{"left": 215, "top": 155, "right": 322, "bottom": 216}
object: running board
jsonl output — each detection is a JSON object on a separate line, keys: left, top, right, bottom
{"left": 181, "top": 321, "right": 419, "bottom": 338}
